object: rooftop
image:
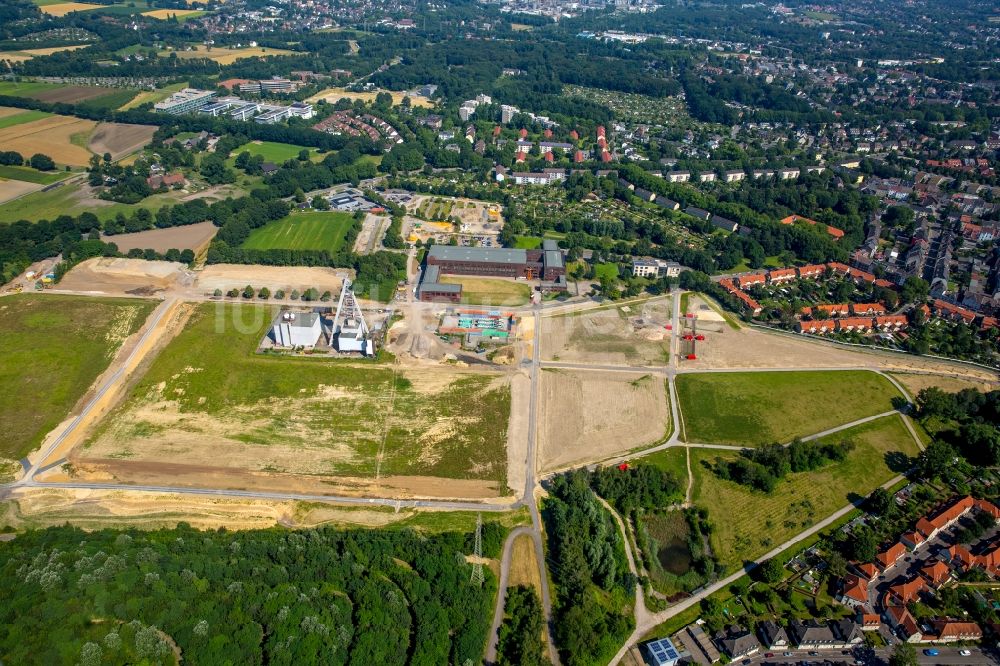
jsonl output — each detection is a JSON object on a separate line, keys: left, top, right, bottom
{"left": 428, "top": 245, "right": 528, "bottom": 265}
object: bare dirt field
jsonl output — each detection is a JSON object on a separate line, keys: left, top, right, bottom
{"left": 537, "top": 369, "right": 669, "bottom": 472}
{"left": 102, "top": 220, "right": 217, "bottom": 254}
{"left": 540, "top": 297, "right": 673, "bottom": 366}
{"left": 0, "top": 114, "right": 96, "bottom": 166}
{"left": 307, "top": 87, "right": 434, "bottom": 108}
{"left": 56, "top": 257, "right": 191, "bottom": 296}
{"left": 32, "top": 85, "right": 116, "bottom": 104}
{"left": 160, "top": 45, "right": 296, "bottom": 65}
{"left": 680, "top": 313, "right": 999, "bottom": 382}
{"left": 194, "top": 264, "right": 347, "bottom": 295}
{"left": 87, "top": 122, "right": 157, "bottom": 160}
{"left": 0, "top": 178, "right": 43, "bottom": 204}
{"left": 891, "top": 372, "right": 998, "bottom": 396}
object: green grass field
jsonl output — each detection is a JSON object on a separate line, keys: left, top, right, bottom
{"left": 594, "top": 262, "right": 619, "bottom": 281}
{"left": 0, "top": 165, "right": 70, "bottom": 185}
{"left": 439, "top": 276, "right": 531, "bottom": 306}
{"left": 0, "top": 295, "right": 155, "bottom": 466}
{"left": 514, "top": 236, "right": 541, "bottom": 249}
{"left": 690, "top": 414, "right": 919, "bottom": 569}
{"left": 0, "top": 81, "right": 64, "bottom": 98}
{"left": 676, "top": 370, "right": 900, "bottom": 445}
{"left": 242, "top": 211, "right": 356, "bottom": 253}
{"left": 642, "top": 447, "right": 689, "bottom": 485}
{"left": 84, "top": 304, "right": 511, "bottom": 486}
{"left": 229, "top": 140, "right": 322, "bottom": 165}
{"left": 0, "top": 109, "right": 52, "bottom": 130}
{"left": 77, "top": 88, "right": 139, "bottom": 110}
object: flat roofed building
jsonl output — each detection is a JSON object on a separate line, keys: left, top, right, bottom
{"left": 272, "top": 311, "right": 322, "bottom": 347}
{"left": 154, "top": 88, "right": 216, "bottom": 115}
{"left": 426, "top": 244, "right": 566, "bottom": 282}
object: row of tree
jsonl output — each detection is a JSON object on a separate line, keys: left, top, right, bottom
{"left": 711, "top": 439, "right": 856, "bottom": 492}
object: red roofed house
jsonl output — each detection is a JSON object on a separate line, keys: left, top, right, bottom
{"left": 827, "top": 262, "right": 851, "bottom": 276}
{"left": 876, "top": 543, "right": 907, "bottom": 570}
{"left": 887, "top": 577, "right": 926, "bottom": 605}
{"left": 901, "top": 530, "right": 925, "bottom": 550}
{"left": 781, "top": 214, "right": 844, "bottom": 239}
{"left": 975, "top": 498, "right": 1000, "bottom": 519}
{"left": 916, "top": 496, "right": 975, "bottom": 539}
{"left": 738, "top": 273, "right": 767, "bottom": 289}
{"left": 601, "top": 151, "right": 612, "bottom": 163}
{"left": 797, "top": 264, "right": 826, "bottom": 279}
{"left": 835, "top": 317, "right": 872, "bottom": 333}
{"left": 853, "top": 562, "right": 880, "bottom": 581}
{"left": 798, "top": 320, "right": 832, "bottom": 335}
{"left": 932, "top": 299, "right": 976, "bottom": 324}
{"left": 733, "top": 290, "right": 763, "bottom": 316}
{"left": 837, "top": 575, "right": 869, "bottom": 609}
{"left": 874, "top": 278, "right": 896, "bottom": 289}
{"left": 860, "top": 614, "right": 881, "bottom": 631}
{"left": 768, "top": 268, "right": 797, "bottom": 284}
{"left": 814, "top": 303, "right": 851, "bottom": 317}
{"left": 926, "top": 619, "right": 983, "bottom": 643}
{"left": 885, "top": 606, "right": 922, "bottom": 643}
{"left": 874, "top": 315, "right": 908, "bottom": 331}
{"left": 920, "top": 560, "right": 951, "bottom": 588}
{"left": 944, "top": 544, "right": 975, "bottom": 571}
{"left": 574, "top": 150, "right": 584, "bottom": 163}
{"left": 850, "top": 303, "right": 886, "bottom": 316}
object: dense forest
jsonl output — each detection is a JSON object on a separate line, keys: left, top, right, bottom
{"left": 0, "top": 524, "right": 499, "bottom": 665}
{"left": 542, "top": 470, "right": 635, "bottom": 666}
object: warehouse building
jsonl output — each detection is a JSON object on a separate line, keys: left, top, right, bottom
{"left": 418, "top": 241, "right": 567, "bottom": 302}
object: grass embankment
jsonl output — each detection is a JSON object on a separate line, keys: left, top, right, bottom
{"left": 439, "top": 276, "right": 532, "bottom": 306}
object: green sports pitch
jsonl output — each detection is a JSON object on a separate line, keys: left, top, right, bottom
{"left": 242, "top": 211, "right": 356, "bottom": 253}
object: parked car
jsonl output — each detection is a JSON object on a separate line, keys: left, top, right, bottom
{"left": 923, "top": 648, "right": 939, "bottom": 656}
{"left": 960, "top": 649, "right": 972, "bottom": 656}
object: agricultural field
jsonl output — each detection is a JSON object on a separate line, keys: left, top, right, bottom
{"left": 0, "top": 44, "right": 90, "bottom": 63}
{"left": 241, "top": 211, "right": 357, "bottom": 253}
{"left": 159, "top": 45, "right": 296, "bottom": 65}
{"left": 541, "top": 298, "right": 673, "bottom": 365}
{"left": 142, "top": 7, "right": 205, "bottom": 19}
{"left": 36, "top": 2, "right": 103, "bottom": 16}
{"left": 307, "top": 86, "right": 435, "bottom": 108}
{"left": 689, "top": 414, "right": 920, "bottom": 569}
{"left": 229, "top": 140, "right": 323, "bottom": 164}
{"left": 0, "top": 113, "right": 95, "bottom": 166}
{"left": 0, "top": 107, "right": 51, "bottom": 130}
{"left": 87, "top": 122, "right": 156, "bottom": 160}
{"left": 0, "top": 294, "right": 155, "bottom": 469}
{"left": 102, "top": 220, "right": 217, "bottom": 254}
{"left": 438, "top": 276, "right": 531, "bottom": 306}
{"left": 537, "top": 370, "right": 669, "bottom": 472}
{"left": 80, "top": 304, "right": 512, "bottom": 496}
{"left": 0, "top": 81, "right": 130, "bottom": 107}
{"left": 676, "top": 370, "right": 900, "bottom": 445}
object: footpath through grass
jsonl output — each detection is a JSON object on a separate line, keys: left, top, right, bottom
{"left": 690, "top": 413, "right": 920, "bottom": 570}
{"left": 0, "top": 294, "right": 154, "bottom": 462}
{"left": 676, "top": 370, "right": 900, "bottom": 445}
{"left": 242, "top": 211, "right": 356, "bottom": 253}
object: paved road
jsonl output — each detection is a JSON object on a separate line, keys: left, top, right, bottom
{"left": 743, "top": 645, "right": 998, "bottom": 666}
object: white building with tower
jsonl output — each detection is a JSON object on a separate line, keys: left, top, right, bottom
{"left": 331, "top": 279, "right": 374, "bottom": 355}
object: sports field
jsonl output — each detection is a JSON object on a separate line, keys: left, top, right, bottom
{"left": 83, "top": 304, "right": 511, "bottom": 489}
{"left": 230, "top": 140, "right": 322, "bottom": 164}
{"left": 689, "top": 413, "right": 920, "bottom": 569}
{"left": 242, "top": 211, "right": 356, "bottom": 253}
{"left": 676, "top": 370, "right": 900, "bottom": 445}
{"left": 0, "top": 294, "right": 155, "bottom": 464}
{"left": 439, "top": 276, "right": 531, "bottom": 306}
